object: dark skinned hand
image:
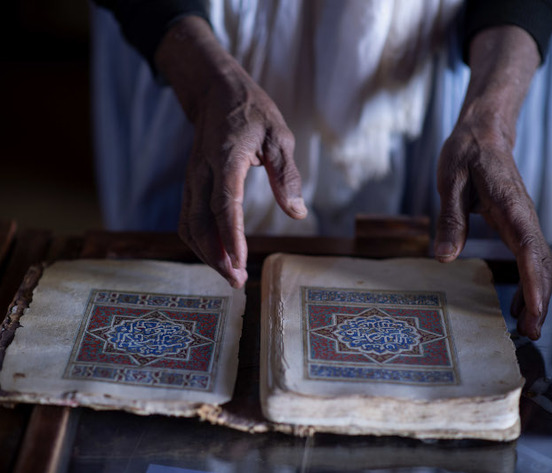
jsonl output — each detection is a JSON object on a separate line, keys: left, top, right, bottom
{"left": 155, "top": 16, "right": 307, "bottom": 288}
{"left": 435, "top": 26, "right": 552, "bottom": 340}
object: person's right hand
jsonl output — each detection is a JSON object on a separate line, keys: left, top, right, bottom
{"left": 155, "top": 16, "right": 307, "bottom": 288}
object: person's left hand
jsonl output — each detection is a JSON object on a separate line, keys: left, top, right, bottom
{"left": 434, "top": 26, "right": 552, "bottom": 340}
{"left": 435, "top": 114, "right": 552, "bottom": 340}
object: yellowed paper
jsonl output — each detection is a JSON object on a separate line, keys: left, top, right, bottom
{"left": 261, "top": 255, "right": 522, "bottom": 440}
{"left": 0, "top": 259, "right": 245, "bottom": 416}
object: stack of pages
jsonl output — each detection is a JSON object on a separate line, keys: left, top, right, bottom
{"left": 260, "top": 254, "right": 523, "bottom": 440}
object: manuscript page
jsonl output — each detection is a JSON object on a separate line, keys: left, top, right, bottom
{"left": 0, "top": 259, "right": 245, "bottom": 416}
{"left": 261, "top": 254, "right": 523, "bottom": 440}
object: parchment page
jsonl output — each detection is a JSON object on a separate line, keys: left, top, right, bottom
{"left": 265, "top": 255, "right": 522, "bottom": 400}
{"left": 0, "top": 260, "right": 245, "bottom": 415}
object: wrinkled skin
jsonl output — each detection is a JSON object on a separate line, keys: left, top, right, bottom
{"left": 436, "top": 118, "right": 552, "bottom": 340}
{"left": 155, "top": 16, "right": 307, "bottom": 288}
{"left": 179, "top": 76, "right": 306, "bottom": 288}
{"left": 157, "top": 18, "right": 551, "bottom": 338}
{"left": 435, "top": 26, "right": 552, "bottom": 339}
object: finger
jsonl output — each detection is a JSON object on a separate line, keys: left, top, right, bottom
{"left": 434, "top": 156, "right": 469, "bottom": 262}
{"left": 180, "top": 171, "right": 221, "bottom": 270}
{"left": 261, "top": 126, "right": 308, "bottom": 219}
{"left": 514, "top": 244, "right": 551, "bottom": 340}
{"left": 179, "top": 177, "right": 204, "bottom": 259}
{"left": 510, "top": 284, "right": 524, "bottom": 319}
{"left": 179, "top": 157, "right": 247, "bottom": 288}
{"left": 210, "top": 146, "right": 250, "bottom": 275}
{"left": 484, "top": 184, "right": 550, "bottom": 339}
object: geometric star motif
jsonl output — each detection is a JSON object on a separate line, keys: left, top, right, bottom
{"left": 311, "top": 307, "right": 444, "bottom": 364}
{"left": 90, "top": 310, "right": 211, "bottom": 367}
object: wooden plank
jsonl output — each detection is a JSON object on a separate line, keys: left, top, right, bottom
{"left": 81, "top": 230, "right": 428, "bottom": 265}
{"left": 354, "top": 215, "right": 430, "bottom": 258}
{"left": 12, "top": 405, "right": 76, "bottom": 473}
{"left": 0, "top": 220, "right": 17, "bottom": 269}
{"left": 355, "top": 214, "right": 430, "bottom": 238}
{"left": 0, "top": 221, "right": 18, "bottom": 319}
{"left": 0, "top": 405, "right": 31, "bottom": 473}
{"left": 45, "top": 235, "right": 84, "bottom": 263}
{"left": 80, "top": 230, "right": 194, "bottom": 260}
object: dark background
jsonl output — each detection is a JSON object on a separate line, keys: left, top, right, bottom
{"left": 0, "top": 0, "right": 102, "bottom": 234}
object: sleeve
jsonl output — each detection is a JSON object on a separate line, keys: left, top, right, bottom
{"left": 92, "top": 0, "right": 210, "bottom": 69}
{"left": 464, "top": 0, "right": 552, "bottom": 63}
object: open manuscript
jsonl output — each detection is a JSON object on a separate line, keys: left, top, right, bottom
{"left": 0, "top": 260, "right": 245, "bottom": 416}
{"left": 0, "top": 255, "right": 523, "bottom": 440}
{"left": 260, "top": 254, "right": 523, "bottom": 440}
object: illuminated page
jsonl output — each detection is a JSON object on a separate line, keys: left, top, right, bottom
{"left": 261, "top": 254, "right": 522, "bottom": 440}
{"left": 0, "top": 260, "right": 245, "bottom": 416}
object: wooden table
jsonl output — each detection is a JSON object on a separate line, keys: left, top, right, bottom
{"left": 0, "top": 218, "right": 540, "bottom": 473}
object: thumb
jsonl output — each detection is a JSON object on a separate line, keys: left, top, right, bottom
{"left": 262, "top": 126, "right": 308, "bottom": 219}
{"left": 435, "top": 172, "right": 469, "bottom": 263}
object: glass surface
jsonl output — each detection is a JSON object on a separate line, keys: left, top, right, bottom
{"left": 66, "top": 285, "right": 552, "bottom": 473}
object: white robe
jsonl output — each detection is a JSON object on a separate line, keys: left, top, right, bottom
{"left": 91, "top": 0, "right": 552, "bottom": 242}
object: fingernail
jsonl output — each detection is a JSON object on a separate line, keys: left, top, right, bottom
{"left": 230, "top": 272, "right": 248, "bottom": 289}
{"left": 230, "top": 255, "right": 240, "bottom": 270}
{"left": 229, "top": 277, "right": 241, "bottom": 289}
{"left": 435, "top": 242, "right": 457, "bottom": 259}
{"left": 289, "top": 197, "right": 307, "bottom": 217}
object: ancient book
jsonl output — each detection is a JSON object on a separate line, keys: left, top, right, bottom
{"left": 260, "top": 254, "right": 523, "bottom": 441}
{"left": 0, "top": 260, "right": 245, "bottom": 416}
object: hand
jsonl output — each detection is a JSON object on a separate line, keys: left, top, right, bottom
{"left": 436, "top": 116, "right": 552, "bottom": 340}
{"left": 435, "top": 26, "right": 552, "bottom": 339}
{"left": 155, "top": 17, "right": 307, "bottom": 288}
